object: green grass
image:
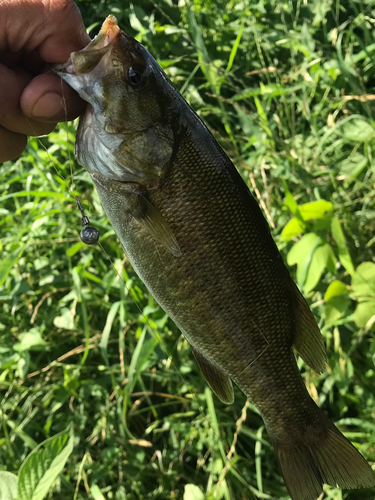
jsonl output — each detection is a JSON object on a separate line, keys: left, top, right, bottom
{"left": 1, "top": 0, "right": 375, "bottom": 499}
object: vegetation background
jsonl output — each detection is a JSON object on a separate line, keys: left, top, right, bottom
{"left": 1, "top": 0, "right": 375, "bottom": 499}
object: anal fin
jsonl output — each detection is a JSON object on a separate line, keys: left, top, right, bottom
{"left": 289, "top": 279, "right": 327, "bottom": 374}
{"left": 191, "top": 346, "right": 234, "bottom": 405}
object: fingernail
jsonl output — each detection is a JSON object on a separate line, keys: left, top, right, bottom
{"left": 32, "top": 93, "right": 64, "bottom": 118}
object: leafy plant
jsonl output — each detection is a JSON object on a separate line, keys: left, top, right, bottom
{"left": 1, "top": 0, "right": 375, "bottom": 499}
{"left": 0, "top": 427, "right": 74, "bottom": 500}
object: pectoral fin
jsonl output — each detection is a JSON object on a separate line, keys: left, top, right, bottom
{"left": 90, "top": 174, "right": 181, "bottom": 257}
{"left": 191, "top": 346, "right": 234, "bottom": 405}
{"left": 290, "top": 279, "right": 327, "bottom": 374}
{"left": 134, "top": 193, "right": 181, "bottom": 257}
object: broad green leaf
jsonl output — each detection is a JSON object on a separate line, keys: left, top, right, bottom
{"left": 354, "top": 301, "right": 375, "bottom": 329}
{"left": 282, "top": 200, "right": 333, "bottom": 241}
{"left": 303, "top": 243, "right": 337, "bottom": 293}
{"left": 299, "top": 200, "right": 333, "bottom": 221}
{"left": 281, "top": 217, "right": 306, "bottom": 241}
{"left": 282, "top": 181, "right": 299, "bottom": 214}
{"left": 287, "top": 233, "right": 320, "bottom": 267}
{"left": 324, "top": 280, "right": 350, "bottom": 324}
{"left": 53, "top": 308, "right": 76, "bottom": 330}
{"left": 331, "top": 217, "right": 354, "bottom": 275}
{"left": 0, "top": 471, "right": 18, "bottom": 500}
{"left": 325, "top": 296, "right": 350, "bottom": 324}
{"left": 282, "top": 182, "right": 305, "bottom": 226}
{"left": 325, "top": 280, "right": 348, "bottom": 301}
{"left": 340, "top": 119, "right": 375, "bottom": 142}
{"left": 0, "top": 246, "right": 24, "bottom": 287}
{"left": 13, "top": 329, "right": 46, "bottom": 353}
{"left": 184, "top": 484, "right": 205, "bottom": 500}
{"left": 352, "top": 262, "right": 375, "bottom": 297}
{"left": 287, "top": 233, "right": 321, "bottom": 286}
{"left": 18, "top": 427, "right": 74, "bottom": 500}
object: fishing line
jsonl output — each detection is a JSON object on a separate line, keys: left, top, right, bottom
{"left": 60, "top": 76, "right": 77, "bottom": 192}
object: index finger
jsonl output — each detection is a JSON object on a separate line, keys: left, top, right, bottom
{"left": 37, "top": 0, "right": 91, "bottom": 63}
{"left": 1, "top": 0, "right": 90, "bottom": 63}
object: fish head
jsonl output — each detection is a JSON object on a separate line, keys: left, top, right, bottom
{"left": 54, "top": 15, "right": 180, "bottom": 186}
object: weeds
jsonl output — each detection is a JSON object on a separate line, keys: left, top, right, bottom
{"left": 0, "top": 0, "right": 374, "bottom": 499}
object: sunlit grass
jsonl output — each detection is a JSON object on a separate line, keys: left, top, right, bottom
{"left": 1, "top": 0, "right": 374, "bottom": 499}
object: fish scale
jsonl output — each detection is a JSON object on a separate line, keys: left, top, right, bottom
{"left": 54, "top": 15, "right": 375, "bottom": 500}
{"left": 148, "top": 142, "right": 287, "bottom": 354}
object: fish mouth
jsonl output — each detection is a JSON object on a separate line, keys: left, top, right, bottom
{"left": 53, "top": 15, "right": 121, "bottom": 77}
{"left": 82, "top": 15, "right": 120, "bottom": 51}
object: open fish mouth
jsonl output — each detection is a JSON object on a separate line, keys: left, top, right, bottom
{"left": 52, "top": 15, "right": 124, "bottom": 105}
{"left": 53, "top": 15, "right": 144, "bottom": 87}
{"left": 53, "top": 15, "right": 121, "bottom": 78}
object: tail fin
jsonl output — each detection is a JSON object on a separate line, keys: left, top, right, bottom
{"left": 274, "top": 418, "right": 375, "bottom": 500}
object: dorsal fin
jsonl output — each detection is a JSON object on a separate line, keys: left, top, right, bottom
{"left": 191, "top": 346, "right": 234, "bottom": 404}
{"left": 289, "top": 279, "right": 327, "bottom": 374}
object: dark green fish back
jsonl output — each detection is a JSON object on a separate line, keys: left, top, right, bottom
{"left": 147, "top": 128, "right": 295, "bottom": 371}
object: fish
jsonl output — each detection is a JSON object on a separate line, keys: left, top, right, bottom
{"left": 54, "top": 15, "right": 375, "bottom": 500}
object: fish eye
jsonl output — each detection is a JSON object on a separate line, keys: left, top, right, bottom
{"left": 128, "top": 66, "right": 143, "bottom": 86}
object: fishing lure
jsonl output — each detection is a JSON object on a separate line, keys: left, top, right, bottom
{"left": 75, "top": 196, "right": 99, "bottom": 245}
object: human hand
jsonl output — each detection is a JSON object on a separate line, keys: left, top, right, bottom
{"left": 0, "top": 0, "right": 90, "bottom": 163}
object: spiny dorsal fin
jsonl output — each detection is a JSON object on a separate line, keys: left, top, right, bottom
{"left": 191, "top": 346, "right": 234, "bottom": 405}
{"left": 289, "top": 279, "right": 327, "bottom": 374}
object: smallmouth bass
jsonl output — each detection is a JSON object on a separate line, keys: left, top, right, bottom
{"left": 54, "top": 15, "right": 375, "bottom": 500}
